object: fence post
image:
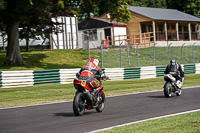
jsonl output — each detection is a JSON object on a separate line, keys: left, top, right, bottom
{"left": 87, "top": 32, "right": 90, "bottom": 61}
{"left": 181, "top": 43, "right": 186, "bottom": 64}
{"left": 137, "top": 42, "right": 140, "bottom": 67}
{"left": 192, "top": 43, "right": 196, "bottom": 64}
{"left": 168, "top": 43, "right": 172, "bottom": 63}
{"left": 100, "top": 32, "right": 103, "bottom": 68}
{"left": 126, "top": 40, "right": 130, "bottom": 66}
{"left": 120, "top": 42, "right": 123, "bottom": 68}
{"left": 153, "top": 42, "right": 157, "bottom": 66}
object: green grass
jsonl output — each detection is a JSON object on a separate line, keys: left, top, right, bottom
{"left": 0, "top": 74, "right": 199, "bottom": 108}
{"left": 0, "top": 46, "right": 200, "bottom": 71}
{"left": 99, "top": 111, "right": 200, "bottom": 133}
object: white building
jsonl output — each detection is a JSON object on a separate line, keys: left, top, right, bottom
{"left": 78, "top": 17, "right": 127, "bottom": 49}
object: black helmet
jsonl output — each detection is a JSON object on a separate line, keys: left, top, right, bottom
{"left": 170, "top": 59, "right": 176, "bottom": 65}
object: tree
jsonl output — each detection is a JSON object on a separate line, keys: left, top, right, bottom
{"left": 0, "top": 0, "right": 131, "bottom": 66}
{"left": 167, "top": 0, "right": 200, "bottom": 18}
{"left": 126, "top": 0, "right": 167, "bottom": 8}
{"left": 0, "top": 0, "right": 70, "bottom": 65}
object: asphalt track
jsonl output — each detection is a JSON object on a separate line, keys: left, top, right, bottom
{"left": 0, "top": 86, "right": 200, "bottom": 133}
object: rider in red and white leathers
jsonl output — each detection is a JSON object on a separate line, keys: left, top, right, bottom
{"left": 76, "top": 58, "right": 104, "bottom": 99}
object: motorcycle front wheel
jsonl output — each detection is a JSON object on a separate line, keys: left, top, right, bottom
{"left": 164, "top": 82, "right": 173, "bottom": 98}
{"left": 176, "top": 88, "right": 182, "bottom": 96}
{"left": 96, "top": 92, "right": 105, "bottom": 112}
{"left": 73, "top": 92, "right": 86, "bottom": 116}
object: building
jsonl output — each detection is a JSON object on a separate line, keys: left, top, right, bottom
{"left": 78, "top": 6, "right": 200, "bottom": 48}
{"left": 105, "top": 6, "right": 200, "bottom": 46}
{"left": 78, "top": 17, "right": 127, "bottom": 49}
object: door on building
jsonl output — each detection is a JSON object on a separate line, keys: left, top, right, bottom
{"left": 104, "top": 28, "right": 112, "bottom": 45}
{"left": 184, "top": 26, "right": 189, "bottom": 40}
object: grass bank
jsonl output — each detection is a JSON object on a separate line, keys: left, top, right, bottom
{"left": 0, "top": 74, "right": 199, "bottom": 108}
{"left": 99, "top": 111, "right": 200, "bottom": 133}
{"left": 0, "top": 47, "right": 200, "bottom": 71}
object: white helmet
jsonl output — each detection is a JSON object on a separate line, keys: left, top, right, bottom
{"left": 90, "top": 58, "right": 99, "bottom": 67}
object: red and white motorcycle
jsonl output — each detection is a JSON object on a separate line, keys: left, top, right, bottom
{"left": 73, "top": 75, "right": 109, "bottom": 116}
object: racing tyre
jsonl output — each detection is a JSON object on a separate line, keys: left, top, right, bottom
{"left": 96, "top": 92, "right": 105, "bottom": 112}
{"left": 176, "top": 88, "right": 182, "bottom": 96}
{"left": 73, "top": 92, "right": 85, "bottom": 116}
{"left": 164, "top": 83, "right": 173, "bottom": 98}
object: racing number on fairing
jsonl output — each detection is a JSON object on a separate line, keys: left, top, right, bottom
{"left": 81, "top": 80, "right": 86, "bottom": 87}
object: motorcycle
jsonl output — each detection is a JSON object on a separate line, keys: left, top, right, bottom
{"left": 163, "top": 74, "right": 184, "bottom": 98}
{"left": 73, "top": 75, "right": 109, "bottom": 116}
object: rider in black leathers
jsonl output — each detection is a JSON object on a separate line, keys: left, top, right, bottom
{"left": 164, "top": 59, "right": 184, "bottom": 81}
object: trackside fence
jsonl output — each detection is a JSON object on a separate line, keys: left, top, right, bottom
{"left": 0, "top": 63, "right": 199, "bottom": 88}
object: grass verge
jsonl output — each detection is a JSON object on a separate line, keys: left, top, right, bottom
{"left": 0, "top": 74, "right": 199, "bottom": 108}
{"left": 99, "top": 111, "right": 200, "bottom": 133}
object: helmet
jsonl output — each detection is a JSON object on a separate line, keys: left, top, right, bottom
{"left": 90, "top": 58, "right": 99, "bottom": 67}
{"left": 170, "top": 59, "right": 176, "bottom": 65}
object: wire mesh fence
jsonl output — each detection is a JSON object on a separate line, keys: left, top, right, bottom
{"left": 86, "top": 40, "right": 200, "bottom": 68}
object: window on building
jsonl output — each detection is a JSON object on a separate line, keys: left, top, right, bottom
{"left": 83, "top": 30, "right": 98, "bottom": 41}
{"left": 179, "top": 26, "right": 182, "bottom": 32}
{"left": 171, "top": 25, "right": 175, "bottom": 30}
{"left": 191, "top": 25, "right": 196, "bottom": 32}
{"left": 148, "top": 25, "right": 153, "bottom": 32}
{"left": 158, "top": 25, "right": 164, "bottom": 32}
{"left": 141, "top": 24, "right": 146, "bottom": 33}
{"left": 167, "top": 25, "right": 170, "bottom": 29}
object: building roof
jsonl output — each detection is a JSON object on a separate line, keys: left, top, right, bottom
{"left": 128, "top": 6, "right": 200, "bottom": 22}
{"left": 78, "top": 17, "right": 126, "bottom": 30}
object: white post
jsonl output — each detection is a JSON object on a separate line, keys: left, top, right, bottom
{"left": 198, "top": 23, "right": 200, "bottom": 40}
{"left": 152, "top": 21, "right": 156, "bottom": 42}
{"left": 188, "top": 23, "right": 191, "bottom": 41}
{"left": 165, "top": 22, "right": 168, "bottom": 41}
{"left": 176, "top": 22, "right": 179, "bottom": 41}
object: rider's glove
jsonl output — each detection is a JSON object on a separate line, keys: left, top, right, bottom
{"left": 76, "top": 73, "right": 80, "bottom": 78}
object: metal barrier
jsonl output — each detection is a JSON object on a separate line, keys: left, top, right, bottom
{"left": 184, "top": 64, "right": 195, "bottom": 75}
{"left": 124, "top": 67, "right": 140, "bottom": 80}
{"left": 1, "top": 70, "right": 34, "bottom": 88}
{"left": 33, "top": 69, "right": 60, "bottom": 85}
{"left": 0, "top": 63, "right": 199, "bottom": 88}
{"left": 156, "top": 66, "right": 166, "bottom": 77}
{"left": 196, "top": 63, "right": 200, "bottom": 74}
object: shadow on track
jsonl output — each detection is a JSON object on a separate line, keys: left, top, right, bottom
{"left": 147, "top": 95, "right": 166, "bottom": 98}
{"left": 54, "top": 112, "right": 94, "bottom": 117}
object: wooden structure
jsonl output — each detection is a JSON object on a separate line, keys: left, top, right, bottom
{"left": 100, "top": 6, "right": 200, "bottom": 45}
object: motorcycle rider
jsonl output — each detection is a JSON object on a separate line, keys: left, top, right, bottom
{"left": 164, "top": 59, "right": 184, "bottom": 87}
{"left": 76, "top": 57, "right": 104, "bottom": 105}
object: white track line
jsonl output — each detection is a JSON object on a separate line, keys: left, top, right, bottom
{"left": 0, "top": 86, "right": 199, "bottom": 110}
{"left": 88, "top": 109, "right": 200, "bottom": 133}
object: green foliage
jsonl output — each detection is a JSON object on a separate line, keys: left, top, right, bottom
{"left": 126, "top": 0, "right": 167, "bottom": 8}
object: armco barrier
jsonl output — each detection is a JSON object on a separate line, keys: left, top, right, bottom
{"left": 140, "top": 66, "right": 156, "bottom": 79}
{"left": 0, "top": 63, "right": 198, "bottom": 88}
{"left": 196, "top": 63, "right": 200, "bottom": 74}
{"left": 59, "top": 68, "right": 79, "bottom": 84}
{"left": 1, "top": 70, "right": 34, "bottom": 88}
{"left": 156, "top": 64, "right": 184, "bottom": 77}
{"left": 184, "top": 64, "right": 195, "bottom": 75}
{"left": 104, "top": 68, "right": 124, "bottom": 81}
{"left": 156, "top": 66, "right": 166, "bottom": 77}
{"left": 0, "top": 71, "right": 2, "bottom": 87}
{"left": 124, "top": 67, "right": 140, "bottom": 80}
{"left": 33, "top": 69, "right": 60, "bottom": 85}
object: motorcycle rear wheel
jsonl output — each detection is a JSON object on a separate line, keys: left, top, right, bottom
{"left": 73, "top": 92, "right": 85, "bottom": 116}
{"left": 164, "top": 83, "right": 173, "bottom": 98}
{"left": 96, "top": 92, "right": 105, "bottom": 112}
